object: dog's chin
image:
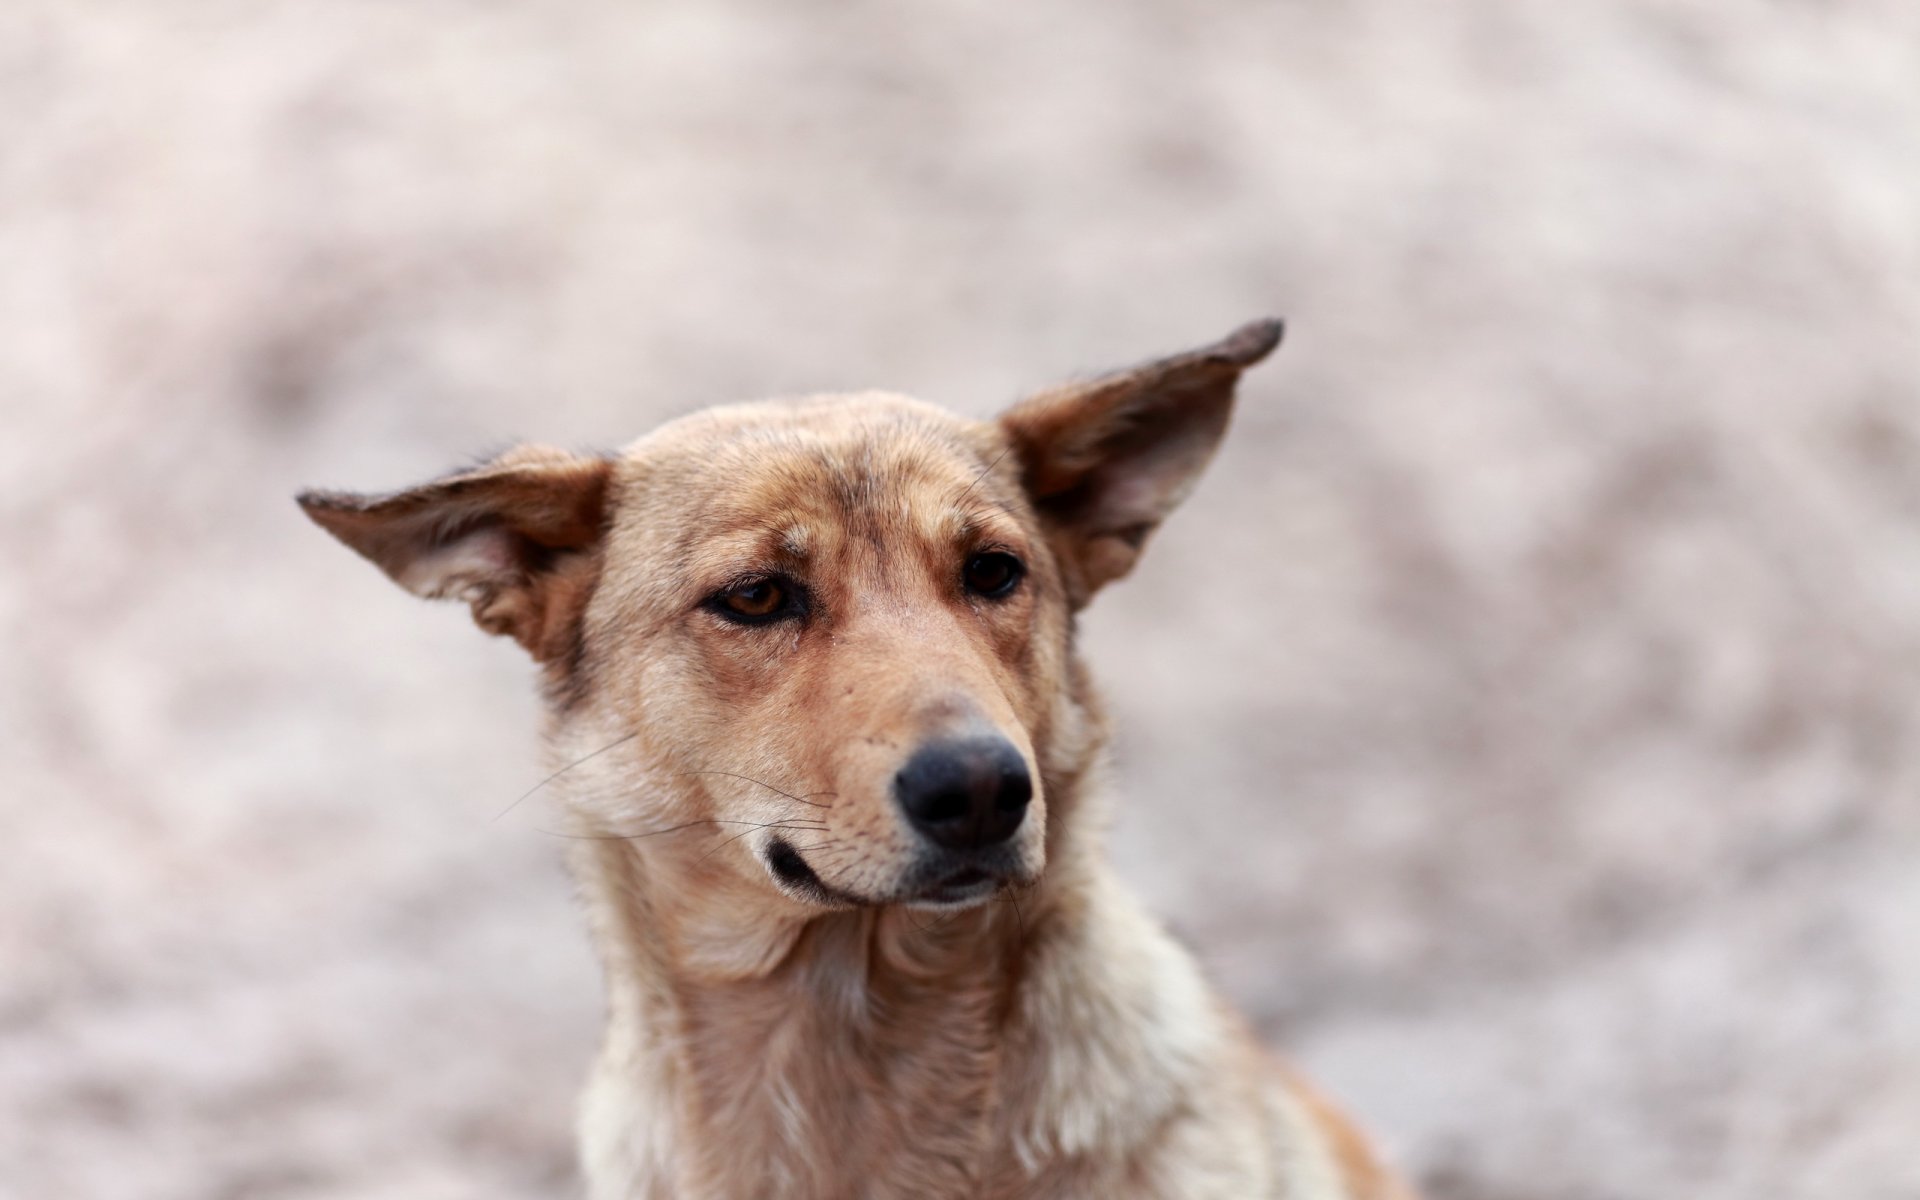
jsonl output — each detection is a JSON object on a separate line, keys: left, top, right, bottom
{"left": 901, "top": 867, "right": 1004, "bottom": 912}
{"left": 898, "top": 849, "right": 1043, "bottom": 910}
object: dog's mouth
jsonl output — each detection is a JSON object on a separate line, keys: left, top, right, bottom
{"left": 764, "top": 837, "right": 865, "bottom": 908}
{"left": 903, "top": 864, "right": 1007, "bottom": 910}
{"left": 764, "top": 839, "right": 1015, "bottom": 910}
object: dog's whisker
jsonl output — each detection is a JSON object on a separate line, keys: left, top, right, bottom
{"left": 1001, "top": 883, "right": 1030, "bottom": 962}
{"left": 914, "top": 905, "right": 969, "bottom": 936}
{"left": 681, "top": 770, "right": 836, "bottom": 810}
{"left": 698, "top": 817, "right": 833, "bottom": 864}
{"left": 955, "top": 445, "right": 1012, "bottom": 505}
{"left": 495, "top": 732, "right": 640, "bottom": 823}
{"left": 534, "top": 817, "right": 825, "bottom": 843}
{"left": 957, "top": 494, "right": 1024, "bottom": 524}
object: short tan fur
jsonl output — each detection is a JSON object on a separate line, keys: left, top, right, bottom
{"left": 300, "top": 319, "right": 1413, "bottom": 1200}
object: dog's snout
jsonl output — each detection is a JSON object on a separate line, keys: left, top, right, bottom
{"left": 894, "top": 736, "right": 1032, "bottom": 850}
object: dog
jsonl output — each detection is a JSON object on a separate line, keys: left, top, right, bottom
{"left": 299, "top": 319, "right": 1413, "bottom": 1199}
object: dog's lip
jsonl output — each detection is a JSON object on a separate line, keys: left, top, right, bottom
{"left": 907, "top": 864, "right": 1005, "bottom": 903}
{"left": 764, "top": 837, "right": 868, "bottom": 907}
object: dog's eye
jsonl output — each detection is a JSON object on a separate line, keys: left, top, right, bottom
{"left": 963, "top": 552, "right": 1024, "bottom": 599}
{"left": 712, "top": 577, "right": 797, "bottom": 624}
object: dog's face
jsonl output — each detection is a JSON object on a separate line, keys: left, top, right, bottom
{"left": 578, "top": 395, "right": 1065, "bottom": 909}
{"left": 302, "top": 320, "right": 1280, "bottom": 914}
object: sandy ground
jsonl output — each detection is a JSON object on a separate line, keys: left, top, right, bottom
{"left": 3, "top": 2, "right": 1918, "bottom": 1197}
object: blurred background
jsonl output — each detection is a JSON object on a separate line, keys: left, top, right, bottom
{"left": 4, "top": 2, "right": 1917, "bottom": 1197}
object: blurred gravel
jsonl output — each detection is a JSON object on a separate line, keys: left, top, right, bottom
{"left": 3, "top": 3, "right": 1917, "bottom": 1197}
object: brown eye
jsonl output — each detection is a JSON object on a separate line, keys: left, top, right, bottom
{"left": 963, "top": 552, "right": 1024, "bottom": 599}
{"left": 711, "top": 577, "right": 799, "bottom": 625}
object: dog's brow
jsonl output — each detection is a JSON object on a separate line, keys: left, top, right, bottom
{"left": 684, "top": 525, "right": 816, "bottom": 588}
{"left": 937, "top": 507, "right": 978, "bottom": 542}
{"left": 945, "top": 502, "right": 1023, "bottom": 547}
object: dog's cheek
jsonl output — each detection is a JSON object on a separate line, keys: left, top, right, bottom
{"left": 684, "top": 623, "right": 807, "bottom": 713}
{"left": 1011, "top": 588, "right": 1077, "bottom": 785}
{"left": 998, "top": 585, "right": 1065, "bottom": 729}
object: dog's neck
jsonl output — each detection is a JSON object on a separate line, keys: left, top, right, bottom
{"left": 570, "top": 829, "right": 1069, "bottom": 1196}
{"left": 565, "top": 762, "right": 1216, "bottom": 1199}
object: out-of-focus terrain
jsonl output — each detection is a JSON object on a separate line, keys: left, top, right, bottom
{"left": 3, "top": 3, "right": 1917, "bottom": 1197}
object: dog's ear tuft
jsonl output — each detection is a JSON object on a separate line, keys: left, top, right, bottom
{"left": 297, "top": 445, "right": 614, "bottom": 660}
{"left": 998, "top": 318, "right": 1283, "bottom": 605}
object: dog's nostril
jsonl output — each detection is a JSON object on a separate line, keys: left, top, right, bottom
{"left": 995, "top": 767, "right": 1033, "bottom": 813}
{"left": 894, "top": 736, "right": 1032, "bottom": 851}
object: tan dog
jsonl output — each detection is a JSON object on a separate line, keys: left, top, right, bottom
{"left": 300, "top": 320, "right": 1413, "bottom": 1200}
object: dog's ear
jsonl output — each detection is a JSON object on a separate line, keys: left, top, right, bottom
{"left": 998, "top": 318, "right": 1283, "bottom": 605}
{"left": 297, "top": 445, "right": 614, "bottom": 661}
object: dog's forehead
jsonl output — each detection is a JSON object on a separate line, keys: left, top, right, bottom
{"left": 610, "top": 392, "right": 1022, "bottom": 559}
{"left": 635, "top": 392, "right": 994, "bottom": 492}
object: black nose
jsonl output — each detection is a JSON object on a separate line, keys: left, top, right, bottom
{"left": 894, "top": 736, "right": 1032, "bottom": 851}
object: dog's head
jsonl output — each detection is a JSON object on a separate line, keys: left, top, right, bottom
{"left": 301, "top": 320, "right": 1281, "bottom": 914}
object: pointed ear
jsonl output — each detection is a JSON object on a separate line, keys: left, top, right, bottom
{"left": 297, "top": 445, "right": 614, "bottom": 661}
{"left": 997, "top": 318, "right": 1283, "bottom": 604}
